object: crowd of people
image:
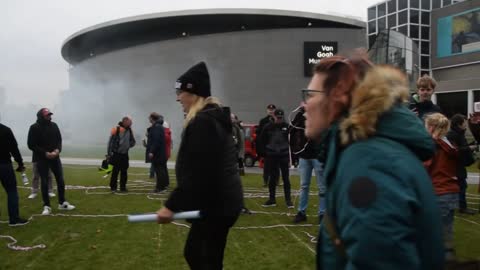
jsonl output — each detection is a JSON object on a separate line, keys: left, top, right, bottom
{"left": 1, "top": 52, "right": 479, "bottom": 269}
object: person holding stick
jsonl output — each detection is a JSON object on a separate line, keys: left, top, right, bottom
{"left": 156, "top": 62, "right": 243, "bottom": 270}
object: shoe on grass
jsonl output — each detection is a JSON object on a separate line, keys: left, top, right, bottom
{"left": 28, "top": 193, "right": 37, "bottom": 199}
{"left": 58, "top": 201, "right": 75, "bottom": 211}
{"left": 9, "top": 217, "right": 29, "bottom": 227}
{"left": 262, "top": 199, "right": 276, "bottom": 207}
{"left": 293, "top": 212, "right": 307, "bottom": 223}
{"left": 286, "top": 201, "right": 294, "bottom": 209}
{"left": 42, "top": 206, "right": 52, "bottom": 215}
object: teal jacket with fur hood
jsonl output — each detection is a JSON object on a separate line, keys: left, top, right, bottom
{"left": 316, "top": 66, "right": 444, "bottom": 270}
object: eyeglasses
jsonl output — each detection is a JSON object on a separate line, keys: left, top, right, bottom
{"left": 175, "top": 89, "right": 184, "bottom": 95}
{"left": 301, "top": 89, "right": 325, "bottom": 102}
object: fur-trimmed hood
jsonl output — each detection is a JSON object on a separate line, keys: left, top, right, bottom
{"left": 339, "top": 65, "right": 434, "bottom": 161}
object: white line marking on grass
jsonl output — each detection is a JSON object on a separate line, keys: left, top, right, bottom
{"left": 282, "top": 226, "right": 316, "bottom": 254}
{"left": 157, "top": 222, "right": 163, "bottom": 267}
{"left": 456, "top": 216, "right": 480, "bottom": 226}
{"left": 0, "top": 235, "right": 46, "bottom": 251}
{"left": 302, "top": 231, "right": 318, "bottom": 243}
{"left": 250, "top": 200, "right": 316, "bottom": 254}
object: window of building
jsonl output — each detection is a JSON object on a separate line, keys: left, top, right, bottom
{"left": 378, "top": 3, "right": 386, "bottom": 17}
{"left": 410, "top": 0, "right": 419, "bottom": 9}
{"left": 368, "top": 20, "right": 377, "bottom": 34}
{"left": 421, "top": 41, "right": 430, "bottom": 54}
{"left": 421, "top": 11, "right": 430, "bottom": 25}
{"left": 442, "top": 0, "right": 451, "bottom": 7}
{"left": 388, "top": 14, "right": 397, "bottom": 28}
{"left": 421, "top": 0, "right": 430, "bottom": 10}
{"left": 473, "top": 90, "right": 480, "bottom": 103}
{"left": 399, "top": 10, "right": 408, "bottom": 25}
{"left": 368, "top": 6, "right": 376, "bottom": 20}
{"left": 436, "top": 91, "right": 468, "bottom": 118}
{"left": 399, "top": 0, "right": 408, "bottom": 10}
{"left": 378, "top": 17, "right": 387, "bottom": 31}
{"left": 399, "top": 25, "right": 408, "bottom": 35}
{"left": 421, "top": 26, "right": 430, "bottom": 40}
{"left": 410, "top": 9, "right": 419, "bottom": 24}
{"left": 410, "top": 24, "right": 419, "bottom": 39}
{"left": 388, "top": 0, "right": 397, "bottom": 13}
{"left": 433, "top": 0, "right": 441, "bottom": 8}
{"left": 421, "top": 55, "right": 429, "bottom": 69}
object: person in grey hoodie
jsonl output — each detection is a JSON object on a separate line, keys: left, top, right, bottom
{"left": 107, "top": 116, "right": 136, "bottom": 192}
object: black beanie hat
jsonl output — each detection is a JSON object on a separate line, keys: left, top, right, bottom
{"left": 175, "top": 62, "right": 211, "bottom": 98}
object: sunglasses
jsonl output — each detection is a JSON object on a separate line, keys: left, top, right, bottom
{"left": 301, "top": 89, "right": 325, "bottom": 102}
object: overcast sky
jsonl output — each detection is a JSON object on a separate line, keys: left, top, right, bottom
{"left": 0, "top": 0, "right": 380, "bottom": 106}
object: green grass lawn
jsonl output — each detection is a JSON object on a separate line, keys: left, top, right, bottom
{"left": 1, "top": 165, "right": 479, "bottom": 269}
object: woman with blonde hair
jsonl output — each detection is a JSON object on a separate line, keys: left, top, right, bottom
{"left": 424, "top": 113, "right": 460, "bottom": 261}
{"left": 156, "top": 62, "right": 243, "bottom": 269}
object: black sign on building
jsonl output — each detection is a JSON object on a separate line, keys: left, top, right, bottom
{"left": 304, "top": 42, "right": 338, "bottom": 77}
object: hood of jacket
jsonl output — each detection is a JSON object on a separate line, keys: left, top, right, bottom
{"left": 197, "top": 103, "right": 233, "bottom": 133}
{"left": 339, "top": 66, "right": 434, "bottom": 161}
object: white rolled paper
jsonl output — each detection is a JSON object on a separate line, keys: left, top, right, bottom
{"left": 128, "top": 210, "right": 201, "bottom": 223}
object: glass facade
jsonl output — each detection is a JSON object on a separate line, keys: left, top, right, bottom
{"left": 367, "top": 0, "right": 462, "bottom": 77}
{"left": 368, "top": 29, "right": 420, "bottom": 90}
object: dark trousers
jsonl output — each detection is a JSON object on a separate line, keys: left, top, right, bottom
{"left": 149, "top": 163, "right": 155, "bottom": 178}
{"left": 266, "top": 156, "right": 291, "bottom": 202}
{"left": 262, "top": 158, "right": 270, "bottom": 185}
{"left": 459, "top": 178, "right": 468, "bottom": 209}
{"left": 110, "top": 153, "right": 129, "bottom": 191}
{"left": 153, "top": 161, "right": 169, "bottom": 190}
{"left": 37, "top": 158, "right": 66, "bottom": 207}
{"left": 184, "top": 216, "right": 238, "bottom": 270}
{"left": 0, "top": 163, "right": 20, "bottom": 223}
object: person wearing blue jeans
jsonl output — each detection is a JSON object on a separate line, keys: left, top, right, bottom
{"left": 294, "top": 158, "right": 326, "bottom": 223}
{"left": 289, "top": 106, "right": 326, "bottom": 223}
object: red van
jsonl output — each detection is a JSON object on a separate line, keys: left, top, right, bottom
{"left": 241, "top": 123, "right": 259, "bottom": 167}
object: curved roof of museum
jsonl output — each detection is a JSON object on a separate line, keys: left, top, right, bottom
{"left": 62, "top": 8, "right": 365, "bottom": 64}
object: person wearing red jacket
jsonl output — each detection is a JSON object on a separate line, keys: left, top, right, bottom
{"left": 424, "top": 113, "right": 460, "bottom": 261}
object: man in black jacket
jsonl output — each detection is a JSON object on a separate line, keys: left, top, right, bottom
{"left": 447, "top": 114, "right": 477, "bottom": 215}
{"left": 0, "top": 122, "right": 29, "bottom": 226}
{"left": 257, "top": 104, "right": 277, "bottom": 187}
{"left": 258, "top": 109, "right": 293, "bottom": 208}
{"left": 146, "top": 112, "right": 168, "bottom": 193}
{"left": 27, "top": 108, "right": 75, "bottom": 215}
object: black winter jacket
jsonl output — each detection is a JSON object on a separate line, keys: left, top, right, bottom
{"left": 146, "top": 120, "right": 166, "bottom": 164}
{"left": 0, "top": 123, "right": 24, "bottom": 166}
{"left": 446, "top": 127, "right": 475, "bottom": 180}
{"left": 27, "top": 114, "right": 62, "bottom": 162}
{"left": 289, "top": 107, "right": 317, "bottom": 159}
{"left": 165, "top": 104, "right": 243, "bottom": 217}
{"left": 408, "top": 96, "right": 442, "bottom": 120}
{"left": 257, "top": 121, "right": 290, "bottom": 158}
